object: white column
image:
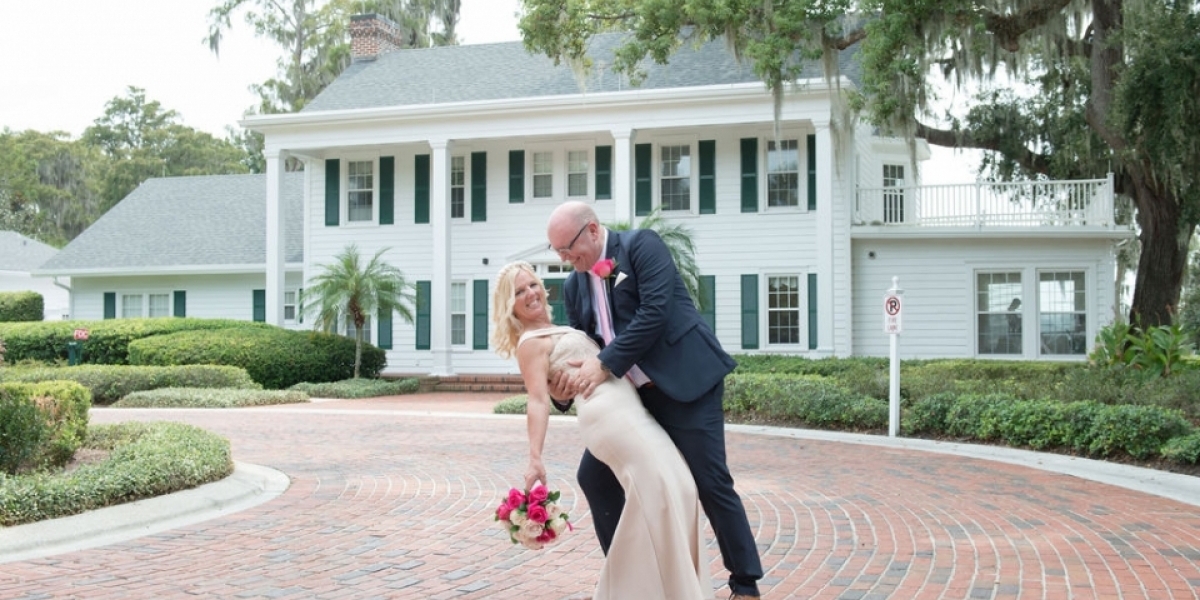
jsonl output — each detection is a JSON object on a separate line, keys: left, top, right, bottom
{"left": 264, "top": 149, "right": 287, "bottom": 326}
{"left": 429, "top": 139, "right": 453, "bottom": 376}
{"left": 814, "top": 122, "right": 835, "bottom": 352}
{"left": 612, "top": 128, "right": 633, "bottom": 224}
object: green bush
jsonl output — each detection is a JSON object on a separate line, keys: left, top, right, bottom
{"left": 901, "top": 360, "right": 1079, "bottom": 403}
{"left": 1160, "top": 432, "right": 1200, "bottom": 464}
{"left": 0, "top": 291, "right": 43, "bottom": 322}
{"left": 1085, "top": 404, "right": 1193, "bottom": 459}
{"left": 0, "top": 318, "right": 269, "bottom": 365}
{"left": 1054, "top": 365, "right": 1200, "bottom": 421}
{"left": 0, "top": 421, "right": 232, "bottom": 526}
{"left": 114, "top": 388, "right": 309, "bottom": 408}
{"left": 288, "top": 377, "right": 419, "bottom": 398}
{"left": 128, "top": 327, "right": 386, "bottom": 389}
{"left": 0, "top": 364, "right": 260, "bottom": 405}
{"left": 493, "top": 394, "right": 577, "bottom": 415}
{"left": 0, "top": 381, "right": 91, "bottom": 474}
{"left": 724, "top": 373, "right": 887, "bottom": 430}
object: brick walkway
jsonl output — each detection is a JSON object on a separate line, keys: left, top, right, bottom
{"left": 3, "top": 393, "right": 1199, "bottom": 599}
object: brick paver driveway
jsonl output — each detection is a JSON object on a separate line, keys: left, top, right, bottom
{"left": 3, "top": 394, "right": 1199, "bottom": 599}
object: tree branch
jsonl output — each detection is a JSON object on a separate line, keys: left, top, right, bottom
{"left": 914, "top": 121, "right": 1052, "bottom": 176}
{"left": 974, "top": 0, "right": 1075, "bottom": 52}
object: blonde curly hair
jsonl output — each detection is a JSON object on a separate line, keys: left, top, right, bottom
{"left": 491, "top": 261, "right": 554, "bottom": 358}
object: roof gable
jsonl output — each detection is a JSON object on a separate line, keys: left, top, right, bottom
{"left": 0, "top": 231, "right": 58, "bottom": 272}
{"left": 37, "top": 173, "right": 303, "bottom": 274}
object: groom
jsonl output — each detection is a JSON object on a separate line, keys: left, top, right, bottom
{"left": 546, "top": 201, "right": 764, "bottom": 600}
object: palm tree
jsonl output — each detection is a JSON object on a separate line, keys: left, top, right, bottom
{"left": 606, "top": 208, "right": 704, "bottom": 311}
{"left": 302, "top": 244, "right": 415, "bottom": 378}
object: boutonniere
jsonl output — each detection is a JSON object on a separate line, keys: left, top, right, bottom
{"left": 590, "top": 258, "right": 617, "bottom": 279}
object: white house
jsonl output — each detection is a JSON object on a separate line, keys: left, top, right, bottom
{"left": 0, "top": 231, "right": 69, "bottom": 320}
{"left": 35, "top": 174, "right": 306, "bottom": 324}
{"left": 237, "top": 14, "right": 1131, "bottom": 376}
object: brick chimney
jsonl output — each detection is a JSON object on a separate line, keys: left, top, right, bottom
{"left": 349, "top": 13, "right": 403, "bottom": 61}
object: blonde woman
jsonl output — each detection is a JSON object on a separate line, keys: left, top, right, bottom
{"left": 491, "top": 261, "right": 713, "bottom": 600}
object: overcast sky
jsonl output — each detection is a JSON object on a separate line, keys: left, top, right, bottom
{"left": 0, "top": 0, "right": 975, "bottom": 181}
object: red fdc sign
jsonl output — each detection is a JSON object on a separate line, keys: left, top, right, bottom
{"left": 73, "top": 328, "right": 90, "bottom": 341}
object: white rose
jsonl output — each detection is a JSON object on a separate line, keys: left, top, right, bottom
{"left": 519, "top": 519, "right": 544, "bottom": 541}
{"left": 509, "top": 510, "right": 528, "bottom": 526}
{"left": 547, "top": 516, "right": 569, "bottom": 535}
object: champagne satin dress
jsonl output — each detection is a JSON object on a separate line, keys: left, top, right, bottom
{"left": 518, "top": 326, "right": 713, "bottom": 599}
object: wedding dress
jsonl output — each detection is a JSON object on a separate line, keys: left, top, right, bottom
{"left": 518, "top": 326, "right": 713, "bottom": 600}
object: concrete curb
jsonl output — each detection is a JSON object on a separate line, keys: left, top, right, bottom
{"left": 0, "top": 461, "right": 290, "bottom": 564}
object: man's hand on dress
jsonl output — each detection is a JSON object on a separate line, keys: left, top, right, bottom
{"left": 547, "top": 370, "right": 577, "bottom": 409}
{"left": 572, "top": 356, "right": 609, "bottom": 399}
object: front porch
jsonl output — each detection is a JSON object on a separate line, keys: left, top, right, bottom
{"left": 854, "top": 174, "right": 1132, "bottom": 233}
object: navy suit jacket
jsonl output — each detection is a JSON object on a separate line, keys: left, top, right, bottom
{"left": 563, "top": 228, "right": 735, "bottom": 404}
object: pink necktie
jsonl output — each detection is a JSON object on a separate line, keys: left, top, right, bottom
{"left": 592, "top": 273, "right": 651, "bottom": 387}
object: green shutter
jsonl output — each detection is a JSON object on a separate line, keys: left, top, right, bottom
{"left": 414, "top": 154, "right": 430, "bottom": 224}
{"left": 509, "top": 150, "right": 524, "bottom": 203}
{"left": 699, "top": 140, "right": 716, "bottom": 214}
{"left": 699, "top": 275, "right": 716, "bottom": 333}
{"left": 252, "top": 289, "right": 266, "bottom": 322}
{"left": 634, "top": 143, "right": 652, "bottom": 216}
{"left": 103, "top": 292, "right": 116, "bottom": 319}
{"left": 173, "top": 290, "right": 186, "bottom": 318}
{"left": 377, "top": 308, "right": 393, "bottom": 349}
{"left": 325, "top": 159, "right": 340, "bottom": 226}
{"left": 379, "top": 156, "right": 395, "bottom": 225}
{"left": 298, "top": 288, "right": 304, "bottom": 324}
{"left": 808, "top": 273, "right": 818, "bottom": 349}
{"left": 740, "top": 274, "right": 759, "bottom": 349}
{"left": 471, "top": 151, "right": 487, "bottom": 222}
{"left": 740, "top": 138, "right": 758, "bottom": 213}
{"left": 473, "top": 279, "right": 489, "bottom": 349}
{"left": 595, "top": 145, "right": 612, "bottom": 200}
{"left": 416, "top": 280, "right": 431, "bottom": 350}
{"left": 807, "top": 134, "right": 817, "bottom": 210}
{"left": 544, "top": 279, "right": 567, "bottom": 325}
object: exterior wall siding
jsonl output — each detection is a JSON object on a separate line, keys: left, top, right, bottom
{"left": 69, "top": 273, "right": 304, "bottom": 325}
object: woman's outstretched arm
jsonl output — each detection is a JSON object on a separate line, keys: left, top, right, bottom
{"left": 516, "top": 335, "right": 554, "bottom": 490}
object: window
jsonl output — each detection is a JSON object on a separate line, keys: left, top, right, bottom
{"left": 767, "top": 276, "right": 801, "bottom": 345}
{"left": 121, "top": 294, "right": 143, "bottom": 319}
{"left": 148, "top": 293, "right": 171, "bottom": 317}
{"left": 347, "top": 160, "right": 374, "bottom": 222}
{"left": 883, "top": 164, "right": 905, "bottom": 223}
{"left": 767, "top": 140, "right": 799, "bottom": 207}
{"left": 532, "top": 151, "right": 553, "bottom": 199}
{"left": 660, "top": 145, "right": 691, "bottom": 211}
{"left": 451, "top": 282, "right": 467, "bottom": 346}
{"left": 1039, "top": 271, "right": 1086, "bottom": 355}
{"left": 977, "top": 272, "right": 1022, "bottom": 354}
{"left": 345, "top": 315, "right": 372, "bottom": 344}
{"left": 567, "top": 150, "right": 589, "bottom": 197}
{"left": 451, "top": 155, "right": 466, "bottom": 219}
{"left": 284, "top": 291, "right": 297, "bottom": 322}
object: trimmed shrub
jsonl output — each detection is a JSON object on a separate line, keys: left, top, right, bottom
{"left": 0, "top": 364, "right": 260, "bottom": 405}
{"left": 0, "top": 381, "right": 91, "bottom": 473}
{"left": 0, "top": 421, "right": 232, "bottom": 526}
{"left": 128, "top": 327, "right": 386, "bottom": 389}
{"left": 725, "top": 373, "right": 886, "bottom": 430}
{"left": 1085, "top": 404, "right": 1193, "bottom": 459}
{"left": 0, "top": 318, "right": 269, "bottom": 365}
{"left": 288, "top": 377, "right": 419, "bottom": 398}
{"left": 1161, "top": 432, "right": 1200, "bottom": 465}
{"left": 114, "top": 388, "right": 309, "bottom": 408}
{"left": 0, "top": 291, "right": 43, "bottom": 322}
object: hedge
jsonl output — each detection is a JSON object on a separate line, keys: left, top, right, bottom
{"left": 0, "top": 364, "right": 260, "bottom": 405}
{"left": 0, "top": 318, "right": 271, "bottom": 365}
{"left": 0, "top": 291, "right": 43, "bottom": 322}
{"left": 0, "top": 381, "right": 91, "bottom": 474}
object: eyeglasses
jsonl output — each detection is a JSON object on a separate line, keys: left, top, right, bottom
{"left": 550, "top": 222, "right": 590, "bottom": 256}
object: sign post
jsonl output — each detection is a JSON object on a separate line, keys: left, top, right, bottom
{"left": 883, "top": 277, "right": 903, "bottom": 437}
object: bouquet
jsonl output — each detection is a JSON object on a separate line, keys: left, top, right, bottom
{"left": 495, "top": 484, "right": 572, "bottom": 549}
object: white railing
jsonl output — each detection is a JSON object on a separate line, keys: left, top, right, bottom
{"left": 855, "top": 174, "right": 1118, "bottom": 228}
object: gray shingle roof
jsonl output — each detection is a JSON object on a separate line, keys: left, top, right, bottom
{"left": 304, "top": 32, "right": 861, "bottom": 113}
{"left": 0, "top": 231, "right": 58, "bottom": 272}
{"left": 37, "top": 173, "right": 303, "bottom": 274}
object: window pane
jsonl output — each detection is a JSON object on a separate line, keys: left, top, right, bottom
{"left": 976, "top": 272, "right": 1022, "bottom": 354}
{"left": 451, "top": 156, "right": 465, "bottom": 219}
{"left": 660, "top": 145, "right": 691, "bottom": 211}
{"left": 767, "top": 276, "right": 800, "bottom": 345}
{"left": 882, "top": 164, "right": 905, "bottom": 223}
{"left": 767, "top": 140, "right": 799, "bottom": 207}
{"left": 345, "top": 315, "right": 372, "bottom": 344}
{"left": 122, "top": 294, "right": 143, "bottom": 318}
{"left": 284, "top": 291, "right": 297, "bottom": 321}
{"left": 533, "top": 152, "right": 553, "bottom": 198}
{"left": 347, "top": 160, "right": 374, "bottom": 222}
{"left": 452, "top": 314, "right": 466, "bottom": 345}
{"left": 1038, "top": 271, "right": 1086, "bottom": 355}
{"left": 451, "top": 282, "right": 466, "bottom": 346}
{"left": 148, "top": 294, "right": 170, "bottom": 317}
{"left": 567, "top": 150, "right": 588, "bottom": 197}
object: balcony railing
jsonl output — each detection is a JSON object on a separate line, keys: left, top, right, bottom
{"left": 855, "top": 174, "right": 1121, "bottom": 229}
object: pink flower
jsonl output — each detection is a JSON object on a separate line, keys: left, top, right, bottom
{"left": 536, "top": 528, "right": 556, "bottom": 543}
{"left": 507, "top": 488, "right": 526, "bottom": 509}
{"left": 590, "top": 258, "right": 616, "bottom": 279}
{"left": 527, "top": 484, "right": 549, "bottom": 504}
{"left": 496, "top": 502, "right": 513, "bottom": 521}
{"left": 527, "top": 504, "right": 549, "bottom": 524}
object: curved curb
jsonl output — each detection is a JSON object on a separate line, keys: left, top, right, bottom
{"left": 0, "top": 461, "right": 290, "bottom": 564}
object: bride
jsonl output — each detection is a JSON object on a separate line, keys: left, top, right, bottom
{"left": 491, "top": 261, "right": 713, "bottom": 600}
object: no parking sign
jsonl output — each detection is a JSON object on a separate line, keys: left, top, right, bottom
{"left": 883, "top": 293, "right": 902, "bottom": 334}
